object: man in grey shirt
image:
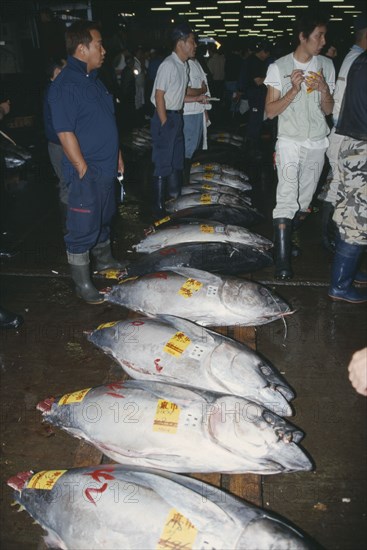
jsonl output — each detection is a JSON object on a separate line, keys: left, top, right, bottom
{"left": 150, "top": 24, "right": 196, "bottom": 219}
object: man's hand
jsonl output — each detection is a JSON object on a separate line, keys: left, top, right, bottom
{"left": 305, "top": 69, "right": 328, "bottom": 94}
{"left": 348, "top": 348, "right": 367, "bottom": 396}
{"left": 290, "top": 69, "right": 305, "bottom": 94}
{"left": 118, "top": 150, "right": 124, "bottom": 174}
{"left": 0, "top": 99, "right": 10, "bottom": 119}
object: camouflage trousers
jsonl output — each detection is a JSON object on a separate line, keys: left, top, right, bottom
{"left": 332, "top": 137, "right": 367, "bottom": 245}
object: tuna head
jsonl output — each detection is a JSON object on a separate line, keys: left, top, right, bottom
{"left": 238, "top": 517, "right": 314, "bottom": 549}
{"left": 208, "top": 397, "right": 313, "bottom": 474}
{"left": 221, "top": 279, "right": 292, "bottom": 325}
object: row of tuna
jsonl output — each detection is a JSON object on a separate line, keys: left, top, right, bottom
{"left": 8, "top": 154, "right": 316, "bottom": 547}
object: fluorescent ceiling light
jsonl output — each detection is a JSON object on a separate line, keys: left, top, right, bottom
{"left": 151, "top": 7, "right": 172, "bottom": 10}
{"left": 197, "top": 6, "right": 218, "bottom": 9}
{"left": 262, "top": 11, "right": 281, "bottom": 13}
{"left": 254, "top": 23, "right": 269, "bottom": 26}
{"left": 196, "top": 24, "right": 210, "bottom": 27}
{"left": 223, "top": 19, "right": 238, "bottom": 21}
{"left": 204, "top": 16, "right": 222, "bottom": 18}
{"left": 222, "top": 12, "right": 239, "bottom": 14}
{"left": 217, "top": 1, "right": 241, "bottom": 3}
{"left": 244, "top": 5, "right": 266, "bottom": 8}
{"left": 243, "top": 16, "right": 259, "bottom": 19}
{"left": 279, "top": 15, "right": 295, "bottom": 17}
{"left": 225, "top": 24, "right": 239, "bottom": 27}
{"left": 332, "top": 5, "right": 355, "bottom": 7}
{"left": 189, "top": 19, "right": 205, "bottom": 22}
{"left": 291, "top": 5, "right": 308, "bottom": 7}
{"left": 165, "top": 1, "right": 190, "bottom": 4}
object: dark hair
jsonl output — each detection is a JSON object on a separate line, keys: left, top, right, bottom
{"left": 293, "top": 13, "right": 329, "bottom": 47}
{"left": 171, "top": 23, "right": 193, "bottom": 47}
{"left": 65, "top": 20, "right": 101, "bottom": 56}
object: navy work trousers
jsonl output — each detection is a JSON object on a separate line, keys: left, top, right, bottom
{"left": 64, "top": 166, "right": 116, "bottom": 254}
{"left": 151, "top": 111, "right": 184, "bottom": 177}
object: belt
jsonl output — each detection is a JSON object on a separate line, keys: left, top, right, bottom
{"left": 166, "top": 109, "right": 182, "bottom": 114}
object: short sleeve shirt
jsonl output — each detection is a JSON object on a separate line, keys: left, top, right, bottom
{"left": 151, "top": 52, "right": 188, "bottom": 110}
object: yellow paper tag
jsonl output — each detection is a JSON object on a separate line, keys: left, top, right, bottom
{"left": 157, "top": 508, "right": 198, "bottom": 550}
{"left": 203, "top": 173, "right": 214, "bottom": 180}
{"left": 58, "top": 388, "right": 91, "bottom": 406}
{"left": 202, "top": 184, "right": 213, "bottom": 190}
{"left": 28, "top": 470, "right": 67, "bottom": 490}
{"left": 200, "top": 193, "right": 212, "bottom": 204}
{"left": 154, "top": 216, "right": 171, "bottom": 227}
{"left": 96, "top": 321, "right": 119, "bottom": 330}
{"left": 178, "top": 278, "right": 203, "bottom": 298}
{"left": 153, "top": 399, "right": 180, "bottom": 433}
{"left": 200, "top": 224, "right": 214, "bottom": 233}
{"left": 191, "top": 162, "right": 200, "bottom": 168}
{"left": 204, "top": 164, "right": 214, "bottom": 170}
{"left": 118, "top": 276, "right": 139, "bottom": 285}
{"left": 99, "top": 269, "right": 122, "bottom": 279}
{"left": 164, "top": 332, "right": 191, "bottom": 357}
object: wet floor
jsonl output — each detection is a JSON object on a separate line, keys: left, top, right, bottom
{"left": 0, "top": 123, "right": 366, "bottom": 550}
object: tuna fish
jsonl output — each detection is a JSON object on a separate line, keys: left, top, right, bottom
{"left": 190, "top": 161, "right": 249, "bottom": 180}
{"left": 8, "top": 465, "right": 315, "bottom": 549}
{"left": 123, "top": 242, "right": 273, "bottom": 277}
{"left": 36, "top": 380, "right": 310, "bottom": 473}
{"left": 134, "top": 222, "right": 272, "bottom": 253}
{"left": 165, "top": 192, "right": 252, "bottom": 214}
{"left": 189, "top": 173, "right": 251, "bottom": 192}
{"left": 151, "top": 204, "right": 264, "bottom": 229}
{"left": 87, "top": 314, "right": 294, "bottom": 414}
{"left": 105, "top": 268, "right": 292, "bottom": 326}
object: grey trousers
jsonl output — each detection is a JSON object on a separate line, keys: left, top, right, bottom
{"left": 48, "top": 142, "right": 69, "bottom": 205}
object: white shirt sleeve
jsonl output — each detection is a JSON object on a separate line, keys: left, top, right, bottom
{"left": 264, "top": 63, "right": 282, "bottom": 92}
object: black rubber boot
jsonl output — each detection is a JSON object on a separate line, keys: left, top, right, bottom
{"left": 328, "top": 240, "right": 367, "bottom": 303}
{"left": 91, "top": 240, "right": 127, "bottom": 272}
{"left": 67, "top": 252, "right": 104, "bottom": 304}
{"left": 0, "top": 307, "right": 24, "bottom": 329}
{"left": 167, "top": 170, "right": 183, "bottom": 200}
{"left": 321, "top": 201, "right": 337, "bottom": 252}
{"left": 291, "top": 209, "right": 311, "bottom": 257}
{"left": 183, "top": 159, "right": 192, "bottom": 186}
{"left": 152, "top": 176, "right": 167, "bottom": 219}
{"left": 273, "top": 218, "right": 293, "bottom": 280}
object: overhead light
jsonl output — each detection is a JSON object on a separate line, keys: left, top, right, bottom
{"left": 244, "top": 5, "right": 266, "bottom": 8}
{"left": 217, "top": 1, "right": 241, "bottom": 4}
{"left": 197, "top": 6, "right": 218, "bottom": 9}
{"left": 151, "top": 7, "right": 172, "bottom": 10}
{"left": 196, "top": 24, "right": 210, "bottom": 27}
{"left": 189, "top": 19, "right": 205, "bottom": 22}
{"left": 165, "top": 1, "right": 190, "bottom": 4}
{"left": 225, "top": 24, "right": 239, "bottom": 27}
{"left": 330, "top": 17, "right": 343, "bottom": 20}
{"left": 204, "top": 15, "right": 221, "bottom": 18}
{"left": 262, "top": 11, "right": 281, "bottom": 14}
{"left": 259, "top": 18, "right": 274, "bottom": 21}
{"left": 333, "top": 4, "right": 356, "bottom": 6}
{"left": 279, "top": 15, "right": 295, "bottom": 18}
{"left": 254, "top": 23, "right": 269, "bottom": 26}
{"left": 223, "top": 19, "right": 238, "bottom": 21}
{"left": 222, "top": 12, "right": 239, "bottom": 14}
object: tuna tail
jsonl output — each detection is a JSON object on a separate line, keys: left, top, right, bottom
{"left": 36, "top": 397, "right": 55, "bottom": 413}
{"left": 7, "top": 471, "right": 33, "bottom": 491}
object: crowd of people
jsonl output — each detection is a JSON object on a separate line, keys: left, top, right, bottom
{"left": 1, "top": 11, "right": 366, "bottom": 395}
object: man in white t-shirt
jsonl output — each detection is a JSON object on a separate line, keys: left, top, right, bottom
{"left": 264, "top": 13, "right": 335, "bottom": 279}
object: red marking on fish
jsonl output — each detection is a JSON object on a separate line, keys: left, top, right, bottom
{"left": 154, "top": 358, "right": 163, "bottom": 372}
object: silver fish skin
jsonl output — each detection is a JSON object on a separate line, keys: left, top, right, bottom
{"left": 105, "top": 268, "right": 292, "bottom": 327}
{"left": 8, "top": 465, "right": 315, "bottom": 549}
{"left": 87, "top": 314, "right": 294, "bottom": 415}
{"left": 37, "top": 380, "right": 311, "bottom": 474}
{"left": 190, "top": 162, "right": 249, "bottom": 179}
{"left": 166, "top": 192, "right": 251, "bottom": 213}
{"left": 133, "top": 222, "right": 272, "bottom": 253}
{"left": 189, "top": 173, "right": 251, "bottom": 191}
{"left": 181, "top": 183, "right": 249, "bottom": 197}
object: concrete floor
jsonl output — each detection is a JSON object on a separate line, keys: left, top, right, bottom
{"left": 0, "top": 124, "right": 366, "bottom": 550}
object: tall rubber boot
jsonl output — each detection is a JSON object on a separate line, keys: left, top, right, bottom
{"left": 183, "top": 158, "right": 191, "bottom": 186}
{"left": 321, "top": 201, "right": 337, "bottom": 252}
{"left": 273, "top": 218, "right": 293, "bottom": 280}
{"left": 67, "top": 251, "right": 104, "bottom": 305}
{"left": 167, "top": 170, "right": 183, "bottom": 200}
{"left": 0, "top": 307, "right": 24, "bottom": 329}
{"left": 91, "top": 240, "right": 127, "bottom": 272}
{"left": 333, "top": 229, "right": 367, "bottom": 284}
{"left": 328, "top": 240, "right": 367, "bottom": 303}
{"left": 152, "top": 176, "right": 167, "bottom": 220}
{"left": 291, "top": 209, "right": 311, "bottom": 257}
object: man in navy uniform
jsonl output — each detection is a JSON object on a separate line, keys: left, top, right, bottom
{"left": 49, "top": 20, "right": 125, "bottom": 304}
